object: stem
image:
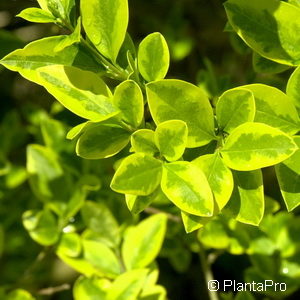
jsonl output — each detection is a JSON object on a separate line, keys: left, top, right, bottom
{"left": 199, "top": 246, "right": 219, "bottom": 300}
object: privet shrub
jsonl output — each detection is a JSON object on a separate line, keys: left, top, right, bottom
{"left": 1, "top": 0, "right": 300, "bottom": 299}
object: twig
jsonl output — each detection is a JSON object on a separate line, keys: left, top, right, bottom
{"left": 37, "top": 283, "right": 71, "bottom": 296}
{"left": 144, "top": 207, "right": 181, "bottom": 223}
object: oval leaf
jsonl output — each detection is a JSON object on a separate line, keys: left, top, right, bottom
{"left": 193, "top": 152, "right": 234, "bottom": 210}
{"left": 216, "top": 88, "right": 255, "bottom": 134}
{"left": 242, "top": 84, "right": 300, "bottom": 134}
{"left": 81, "top": 0, "right": 128, "bottom": 62}
{"left": 37, "top": 65, "right": 118, "bottom": 121}
{"left": 122, "top": 214, "right": 167, "bottom": 269}
{"left": 113, "top": 80, "right": 144, "bottom": 128}
{"left": 130, "top": 129, "right": 158, "bottom": 155}
{"left": 110, "top": 153, "right": 163, "bottom": 195}
{"left": 76, "top": 124, "right": 130, "bottom": 159}
{"left": 221, "top": 123, "right": 298, "bottom": 171}
{"left": 138, "top": 32, "right": 170, "bottom": 82}
{"left": 161, "top": 161, "right": 214, "bottom": 216}
{"left": 17, "top": 8, "right": 56, "bottom": 23}
{"left": 224, "top": 0, "right": 300, "bottom": 65}
{"left": 147, "top": 79, "right": 216, "bottom": 147}
{"left": 155, "top": 120, "right": 188, "bottom": 161}
{"left": 287, "top": 66, "right": 300, "bottom": 112}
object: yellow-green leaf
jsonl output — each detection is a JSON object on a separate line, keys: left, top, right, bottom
{"left": 147, "top": 79, "right": 216, "bottom": 147}
{"left": 161, "top": 162, "right": 214, "bottom": 216}
{"left": 221, "top": 123, "right": 298, "bottom": 171}
{"left": 155, "top": 120, "right": 188, "bottom": 161}
{"left": 138, "top": 32, "right": 170, "bottom": 82}
{"left": 113, "top": 80, "right": 144, "bottom": 128}
{"left": 193, "top": 152, "right": 233, "bottom": 210}
{"left": 76, "top": 124, "right": 130, "bottom": 159}
{"left": 81, "top": 0, "right": 128, "bottom": 62}
{"left": 275, "top": 136, "right": 300, "bottom": 211}
{"left": 111, "top": 153, "right": 163, "bottom": 196}
{"left": 122, "top": 214, "right": 167, "bottom": 269}
{"left": 130, "top": 129, "right": 158, "bottom": 155}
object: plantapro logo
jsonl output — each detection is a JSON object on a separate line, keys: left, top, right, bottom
{"left": 208, "top": 280, "right": 287, "bottom": 292}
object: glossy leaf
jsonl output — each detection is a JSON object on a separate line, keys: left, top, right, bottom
{"left": 221, "top": 123, "right": 298, "bottom": 171}
{"left": 58, "top": 232, "right": 82, "bottom": 257}
{"left": 37, "top": 0, "right": 50, "bottom": 11}
{"left": 242, "top": 84, "right": 300, "bottom": 134}
{"left": 147, "top": 80, "right": 215, "bottom": 147}
{"left": 83, "top": 239, "right": 121, "bottom": 278}
{"left": 227, "top": 170, "right": 264, "bottom": 226}
{"left": 111, "top": 153, "right": 163, "bottom": 195}
{"left": 17, "top": 8, "right": 56, "bottom": 23}
{"left": 161, "top": 162, "right": 214, "bottom": 216}
{"left": 155, "top": 120, "right": 188, "bottom": 161}
{"left": 193, "top": 152, "right": 234, "bottom": 210}
{"left": 287, "top": 66, "right": 300, "bottom": 111}
{"left": 74, "top": 276, "right": 110, "bottom": 300}
{"left": 224, "top": 0, "right": 300, "bottom": 65}
{"left": 6, "top": 290, "right": 36, "bottom": 300}
{"left": 275, "top": 136, "right": 300, "bottom": 211}
{"left": 131, "top": 129, "right": 158, "bottom": 155}
{"left": 81, "top": 0, "right": 128, "bottom": 62}
{"left": 37, "top": 65, "right": 118, "bottom": 121}
{"left": 216, "top": 88, "right": 255, "bottom": 133}
{"left": 138, "top": 32, "right": 170, "bottom": 82}
{"left": 0, "top": 36, "right": 101, "bottom": 82}
{"left": 113, "top": 80, "right": 144, "bottom": 128}
{"left": 122, "top": 214, "right": 167, "bottom": 269}
{"left": 76, "top": 124, "right": 130, "bottom": 159}
{"left": 107, "top": 269, "right": 148, "bottom": 300}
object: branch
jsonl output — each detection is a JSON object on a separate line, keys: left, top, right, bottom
{"left": 37, "top": 283, "right": 71, "bottom": 296}
{"left": 144, "top": 207, "right": 181, "bottom": 223}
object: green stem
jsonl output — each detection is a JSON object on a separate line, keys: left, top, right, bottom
{"left": 199, "top": 247, "right": 219, "bottom": 300}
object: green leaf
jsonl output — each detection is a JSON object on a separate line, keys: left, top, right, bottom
{"left": 7, "top": 289, "right": 36, "bottom": 300}
{"left": 73, "top": 276, "right": 110, "bottom": 300}
{"left": 275, "top": 136, "right": 300, "bottom": 211}
{"left": 22, "top": 209, "right": 60, "bottom": 246}
{"left": 81, "top": 0, "right": 128, "bottom": 62}
{"left": 37, "top": 65, "right": 118, "bottom": 121}
{"left": 37, "top": 0, "right": 50, "bottom": 12}
{"left": 155, "top": 120, "right": 188, "bottom": 161}
{"left": 147, "top": 80, "right": 216, "bottom": 147}
{"left": 76, "top": 124, "right": 130, "bottom": 159}
{"left": 26, "top": 144, "right": 71, "bottom": 203}
{"left": 287, "top": 66, "right": 300, "bottom": 112}
{"left": 198, "top": 218, "right": 230, "bottom": 249}
{"left": 122, "top": 214, "right": 167, "bottom": 269}
{"left": 224, "top": 0, "right": 300, "bottom": 65}
{"left": 130, "top": 129, "right": 158, "bottom": 155}
{"left": 161, "top": 162, "right": 214, "bottom": 216}
{"left": 216, "top": 88, "right": 255, "bottom": 134}
{"left": 125, "top": 188, "right": 168, "bottom": 214}
{"left": 0, "top": 36, "right": 102, "bottom": 82}
{"left": 81, "top": 201, "right": 120, "bottom": 247}
{"left": 221, "top": 123, "right": 298, "bottom": 171}
{"left": 111, "top": 153, "right": 163, "bottom": 196}
{"left": 17, "top": 8, "right": 57, "bottom": 23}
{"left": 181, "top": 211, "right": 211, "bottom": 233}
{"left": 138, "top": 32, "right": 170, "bottom": 82}
{"left": 113, "top": 80, "right": 144, "bottom": 128}
{"left": 226, "top": 170, "right": 264, "bottom": 226}
{"left": 193, "top": 152, "right": 234, "bottom": 210}
{"left": 107, "top": 269, "right": 148, "bottom": 300}
{"left": 58, "top": 232, "right": 82, "bottom": 257}
{"left": 83, "top": 239, "right": 121, "bottom": 278}
{"left": 252, "top": 52, "right": 290, "bottom": 74}
{"left": 241, "top": 84, "right": 300, "bottom": 134}
{"left": 54, "top": 17, "right": 81, "bottom": 52}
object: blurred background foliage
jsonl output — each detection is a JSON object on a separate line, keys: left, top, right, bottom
{"left": 1, "top": 0, "right": 300, "bottom": 300}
